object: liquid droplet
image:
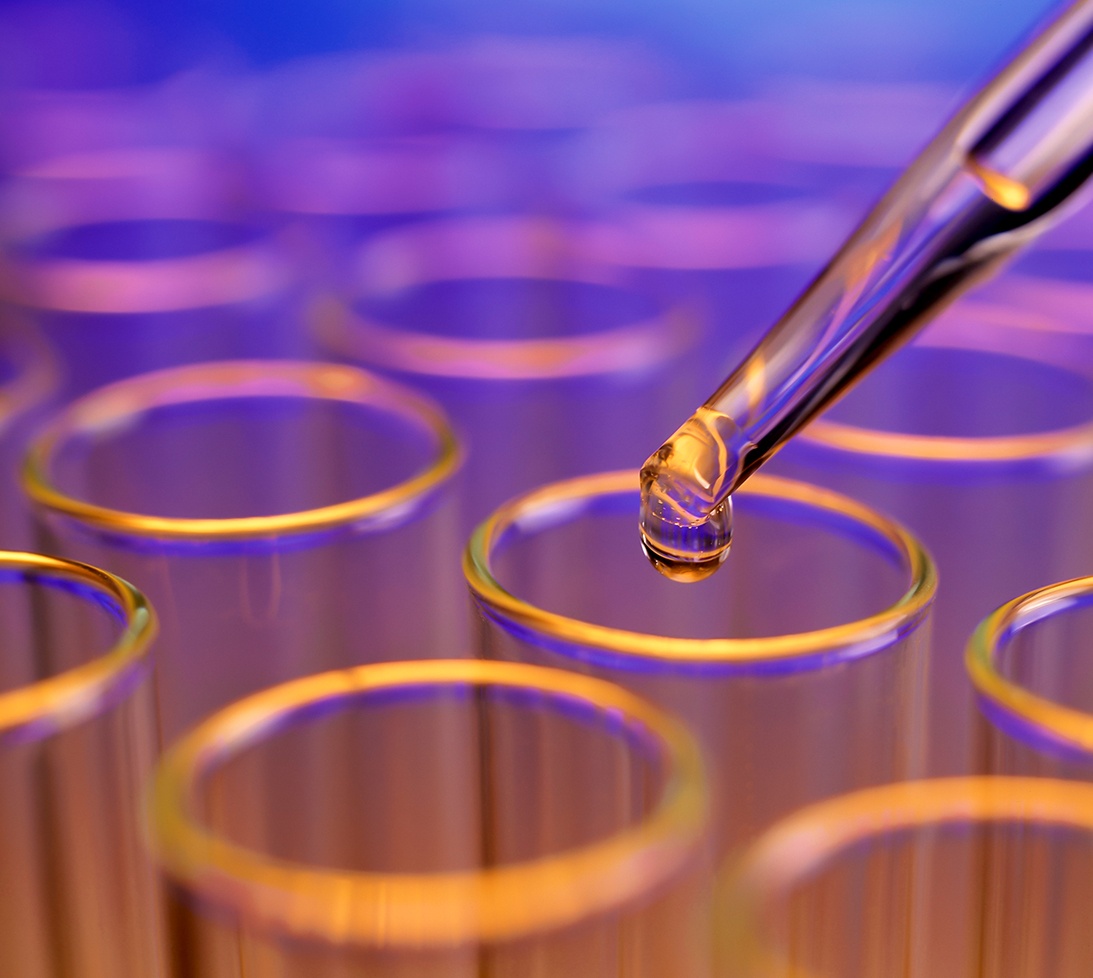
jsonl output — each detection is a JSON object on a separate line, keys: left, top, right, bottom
{"left": 640, "top": 497, "right": 733, "bottom": 582}
{"left": 638, "top": 407, "right": 745, "bottom": 583}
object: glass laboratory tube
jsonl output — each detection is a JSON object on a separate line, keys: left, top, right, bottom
{"left": 767, "top": 304, "right": 1093, "bottom": 778}
{"left": 314, "top": 213, "right": 697, "bottom": 531}
{"left": 968, "top": 575, "right": 1093, "bottom": 781}
{"left": 0, "top": 146, "right": 302, "bottom": 400}
{"left": 465, "top": 470, "right": 935, "bottom": 972}
{"left": 975, "top": 217, "right": 1093, "bottom": 373}
{"left": 0, "top": 316, "right": 60, "bottom": 548}
{"left": 0, "top": 550, "right": 160, "bottom": 978}
{"left": 147, "top": 658, "right": 707, "bottom": 978}
{"left": 569, "top": 99, "right": 852, "bottom": 402}
{"left": 718, "top": 777, "right": 1093, "bottom": 978}
{"left": 23, "top": 359, "right": 462, "bottom": 740}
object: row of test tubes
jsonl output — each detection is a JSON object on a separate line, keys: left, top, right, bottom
{"left": 4, "top": 19, "right": 1093, "bottom": 978}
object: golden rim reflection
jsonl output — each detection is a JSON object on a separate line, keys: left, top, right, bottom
{"left": 802, "top": 308, "right": 1093, "bottom": 463}
{"left": 0, "top": 551, "right": 156, "bottom": 742}
{"left": 967, "top": 575, "right": 1093, "bottom": 758}
{"left": 23, "top": 360, "right": 461, "bottom": 541}
{"left": 464, "top": 470, "right": 936, "bottom": 667}
{"left": 148, "top": 658, "right": 708, "bottom": 947}
{"left": 719, "top": 777, "right": 1093, "bottom": 978}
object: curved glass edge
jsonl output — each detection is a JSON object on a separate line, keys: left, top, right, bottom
{"left": 146, "top": 658, "right": 708, "bottom": 948}
{"left": 310, "top": 213, "right": 697, "bottom": 380}
{"left": 717, "top": 776, "right": 1093, "bottom": 978}
{"left": 463, "top": 470, "right": 937, "bottom": 675}
{"left": 22, "top": 360, "right": 462, "bottom": 543}
{"left": 967, "top": 575, "right": 1093, "bottom": 761}
{"left": 0, "top": 550, "right": 157, "bottom": 745}
{"left": 800, "top": 306, "right": 1093, "bottom": 466}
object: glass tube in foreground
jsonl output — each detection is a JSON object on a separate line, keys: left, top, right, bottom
{"left": 23, "top": 360, "right": 462, "bottom": 739}
{"left": 769, "top": 302, "right": 1093, "bottom": 777}
{"left": 0, "top": 551, "right": 160, "bottom": 978}
{"left": 465, "top": 470, "right": 936, "bottom": 974}
{"left": 719, "top": 777, "right": 1093, "bottom": 978}
{"left": 968, "top": 574, "right": 1093, "bottom": 780}
{"left": 147, "top": 659, "right": 707, "bottom": 978}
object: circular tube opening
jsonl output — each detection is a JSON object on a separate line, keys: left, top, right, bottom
{"left": 147, "top": 658, "right": 707, "bottom": 947}
{"left": 23, "top": 360, "right": 461, "bottom": 543}
{"left": 968, "top": 575, "right": 1093, "bottom": 761}
{"left": 314, "top": 214, "right": 694, "bottom": 380}
{"left": 799, "top": 307, "right": 1093, "bottom": 468}
{"left": 719, "top": 776, "right": 1093, "bottom": 978}
{"left": 0, "top": 550, "right": 156, "bottom": 744}
{"left": 464, "top": 471, "right": 935, "bottom": 674}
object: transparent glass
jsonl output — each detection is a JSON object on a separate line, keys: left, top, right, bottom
{"left": 569, "top": 98, "right": 853, "bottom": 403}
{"left": 23, "top": 360, "right": 462, "bottom": 739}
{"left": 968, "top": 574, "right": 1093, "bottom": 780}
{"left": 0, "top": 318, "right": 60, "bottom": 548}
{"left": 147, "top": 658, "right": 707, "bottom": 978}
{"left": 313, "top": 212, "right": 697, "bottom": 531}
{"left": 465, "top": 470, "right": 936, "bottom": 975}
{"left": 0, "top": 550, "right": 160, "bottom": 978}
{"left": 719, "top": 777, "right": 1093, "bottom": 978}
{"left": 770, "top": 308, "right": 1093, "bottom": 775}
{"left": 0, "top": 145, "right": 303, "bottom": 400}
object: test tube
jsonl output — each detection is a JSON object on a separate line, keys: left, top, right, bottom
{"left": 767, "top": 304, "right": 1093, "bottom": 777}
{"left": 146, "top": 659, "right": 708, "bottom": 978}
{"left": 0, "top": 317, "right": 59, "bottom": 547}
{"left": 569, "top": 99, "right": 852, "bottom": 400}
{"left": 0, "top": 146, "right": 301, "bottom": 400}
{"left": 23, "top": 359, "right": 462, "bottom": 739}
{"left": 718, "top": 777, "right": 1093, "bottom": 978}
{"left": 968, "top": 575, "right": 1093, "bottom": 781}
{"left": 314, "top": 213, "right": 697, "bottom": 529}
{"left": 0, "top": 550, "right": 160, "bottom": 978}
{"left": 465, "top": 469, "right": 935, "bottom": 972}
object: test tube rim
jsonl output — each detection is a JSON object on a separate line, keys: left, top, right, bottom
{"left": 464, "top": 469, "right": 936, "bottom": 670}
{"left": 146, "top": 657, "right": 708, "bottom": 948}
{"left": 22, "top": 359, "right": 461, "bottom": 541}
{"left": 0, "top": 550, "right": 157, "bottom": 743}
{"left": 314, "top": 212, "right": 696, "bottom": 380}
{"left": 967, "top": 574, "right": 1093, "bottom": 759}
{"left": 718, "top": 775, "right": 1093, "bottom": 978}
{"left": 799, "top": 304, "right": 1093, "bottom": 464}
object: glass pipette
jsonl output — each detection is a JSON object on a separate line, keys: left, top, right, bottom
{"left": 640, "top": 0, "right": 1093, "bottom": 581}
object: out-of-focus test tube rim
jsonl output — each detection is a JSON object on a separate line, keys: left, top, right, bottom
{"left": 464, "top": 470, "right": 936, "bottom": 670}
{"left": 0, "top": 147, "right": 294, "bottom": 314}
{"left": 0, "top": 550, "right": 157, "bottom": 743}
{"left": 967, "top": 574, "right": 1093, "bottom": 759}
{"left": 717, "top": 776, "right": 1093, "bottom": 978}
{"left": 799, "top": 304, "right": 1093, "bottom": 464}
{"left": 146, "top": 658, "right": 708, "bottom": 948}
{"left": 314, "top": 213, "right": 696, "bottom": 380}
{"left": 22, "top": 359, "right": 462, "bottom": 541}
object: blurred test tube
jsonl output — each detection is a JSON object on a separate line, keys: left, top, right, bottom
{"left": 0, "top": 551, "right": 160, "bottom": 978}
{"left": 768, "top": 303, "right": 1093, "bottom": 777}
{"left": 146, "top": 659, "right": 707, "bottom": 978}
{"left": 0, "top": 145, "right": 304, "bottom": 400}
{"left": 465, "top": 470, "right": 935, "bottom": 976}
{"left": 314, "top": 213, "right": 698, "bottom": 531}
{"left": 718, "top": 777, "right": 1093, "bottom": 978}
{"left": 23, "top": 359, "right": 462, "bottom": 740}
{"left": 968, "top": 575, "right": 1093, "bottom": 781}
